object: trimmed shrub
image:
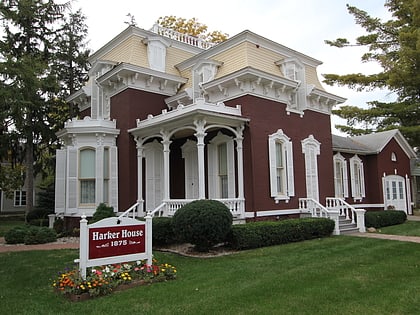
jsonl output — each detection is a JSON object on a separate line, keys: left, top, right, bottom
{"left": 4, "top": 225, "right": 57, "bottom": 244}
{"left": 227, "top": 217, "right": 335, "bottom": 250}
{"left": 4, "top": 226, "right": 29, "bottom": 244}
{"left": 172, "top": 199, "right": 233, "bottom": 252}
{"left": 91, "top": 203, "right": 115, "bottom": 223}
{"left": 24, "top": 226, "right": 57, "bottom": 245}
{"left": 365, "top": 210, "right": 407, "bottom": 228}
{"left": 152, "top": 217, "right": 178, "bottom": 246}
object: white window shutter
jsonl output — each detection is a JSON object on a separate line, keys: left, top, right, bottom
{"left": 286, "top": 141, "right": 294, "bottom": 196}
{"left": 350, "top": 161, "right": 356, "bottom": 198}
{"left": 268, "top": 138, "right": 277, "bottom": 197}
{"left": 360, "top": 162, "right": 366, "bottom": 197}
{"left": 343, "top": 160, "right": 349, "bottom": 198}
{"left": 67, "top": 148, "right": 78, "bottom": 211}
{"left": 55, "top": 149, "right": 66, "bottom": 213}
{"left": 109, "top": 146, "right": 119, "bottom": 212}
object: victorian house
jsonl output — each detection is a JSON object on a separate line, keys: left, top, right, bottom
{"left": 55, "top": 24, "right": 416, "bottom": 233}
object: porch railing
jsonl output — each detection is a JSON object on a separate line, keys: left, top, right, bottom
{"left": 299, "top": 198, "right": 340, "bottom": 235}
{"left": 117, "top": 202, "right": 140, "bottom": 219}
{"left": 326, "top": 198, "right": 366, "bottom": 233}
{"left": 146, "top": 198, "right": 245, "bottom": 218}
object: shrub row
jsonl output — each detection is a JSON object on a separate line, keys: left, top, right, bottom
{"left": 227, "top": 218, "right": 335, "bottom": 250}
{"left": 4, "top": 225, "right": 57, "bottom": 245}
{"left": 365, "top": 210, "right": 407, "bottom": 228}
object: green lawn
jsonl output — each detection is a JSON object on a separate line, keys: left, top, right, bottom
{"left": 1, "top": 236, "right": 420, "bottom": 314}
{"left": 377, "top": 220, "right": 420, "bottom": 236}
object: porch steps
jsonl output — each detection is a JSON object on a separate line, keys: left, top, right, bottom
{"left": 339, "top": 216, "right": 359, "bottom": 235}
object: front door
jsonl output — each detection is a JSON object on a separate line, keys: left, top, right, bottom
{"left": 384, "top": 175, "right": 407, "bottom": 213}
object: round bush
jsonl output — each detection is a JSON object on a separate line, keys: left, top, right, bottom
{"left": 172, "top": 199, "right": 233, "bottom": 252}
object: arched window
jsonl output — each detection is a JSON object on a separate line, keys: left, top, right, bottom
{"left": 333, "top": 153, "right": 348, "bottom": 198}
{"left": 268, "top": 129, "right": 294, "bottom": 202}
{"left": 301, "top": 135, "right": 320, "bottom": 202}
{"left": 350, "top": 155, "right": 365, "bottom": 201}
{"left": 79, "top": 148, "right": 95, "bottom": 204}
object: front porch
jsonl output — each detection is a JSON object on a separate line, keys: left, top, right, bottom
{"left": 128, "top": 98, "right": 249, "bottom": 219}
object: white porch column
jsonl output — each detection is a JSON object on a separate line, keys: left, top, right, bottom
{"left": 235, "top": 125, "right": 245, "bottom": 201}
{"left": 161, "top": 132, "right": 172, "bottom": 201}
{"left": 135, "top": 137, "right": 144, "bottom": 214}
{"left": 194, "top": 119, "right": 207, "bottom": 199}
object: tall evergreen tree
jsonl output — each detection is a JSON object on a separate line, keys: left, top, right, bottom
{"left": 324, "top": 0, "right": 420, "bottom": 148}
{"left": 0, "top": 1, "right": 90, "bottom": 216}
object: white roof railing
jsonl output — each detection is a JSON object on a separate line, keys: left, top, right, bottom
{"left": 150, "top": 24, "right": 215, "bottom": 50}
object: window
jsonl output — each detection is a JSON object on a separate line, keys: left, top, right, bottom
{"left": 268, "top": 129, "right": 294, "bottom": 202}
{"left": 350, "top": 155, "right": 365, "bottom": 200}
{"left": 301, "top": 135, "right": 320, "bottom": 202}
{"left": 208, "top": 132, "right": 235, "bottom": 199}
{"left": 391, "top": 152, "right": 397, "bottom": 162}
{"left": 14, "top": 190, "right": 26, "bottom": 207}
{"left": 333, "top": 153, "right": 348, "bottom": 198}
{"left": 79, "top": 148, "right": 96, "bottom": 204}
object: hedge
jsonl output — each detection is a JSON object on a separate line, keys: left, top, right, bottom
{"left": 227, "top": 217, "right": 335, "bottom": 250}
{"left": 5, "top": 225, "right": 57, "bottom": 244}
{"left": 365, "top": 210, "right": 407, "bottom": 228}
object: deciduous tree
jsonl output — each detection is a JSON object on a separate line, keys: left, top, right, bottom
{"left": 156, "top": 15, "right": 228, "bottom": 43}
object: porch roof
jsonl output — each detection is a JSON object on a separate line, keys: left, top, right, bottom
{"left": 128, "top": 98, "right": 249, "bottom": 139}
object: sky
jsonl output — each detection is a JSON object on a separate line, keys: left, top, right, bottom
{"left": 72, "top": 0, "right": 394, "bottom": 135}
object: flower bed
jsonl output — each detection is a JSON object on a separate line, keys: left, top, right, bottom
{"left": 52, "top": 259, "right": 176, "bottom": 301}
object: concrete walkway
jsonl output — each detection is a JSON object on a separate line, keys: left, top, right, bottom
{"left": 351, "top": 215, "right": 420, "bottom": 244}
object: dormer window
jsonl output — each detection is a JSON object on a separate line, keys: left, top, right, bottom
{"left": 193, "top": 59, "right": 222, "bottom": 100}
{"left": 275, "top": 58, "right": 306, "bottom": 110}
{"left": 276, "top": 57, "right": 304, "bottom": 82}
{"left": 145, "top": 37, "right": 169, "bottom": 72}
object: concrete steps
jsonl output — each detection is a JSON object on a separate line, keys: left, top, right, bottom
{"left": 339, "top": 216, "right": 359, "bottom": 235}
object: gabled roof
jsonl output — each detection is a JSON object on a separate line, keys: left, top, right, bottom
{"left": 333, "top": 129, "right": 416, "bottom": 159}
